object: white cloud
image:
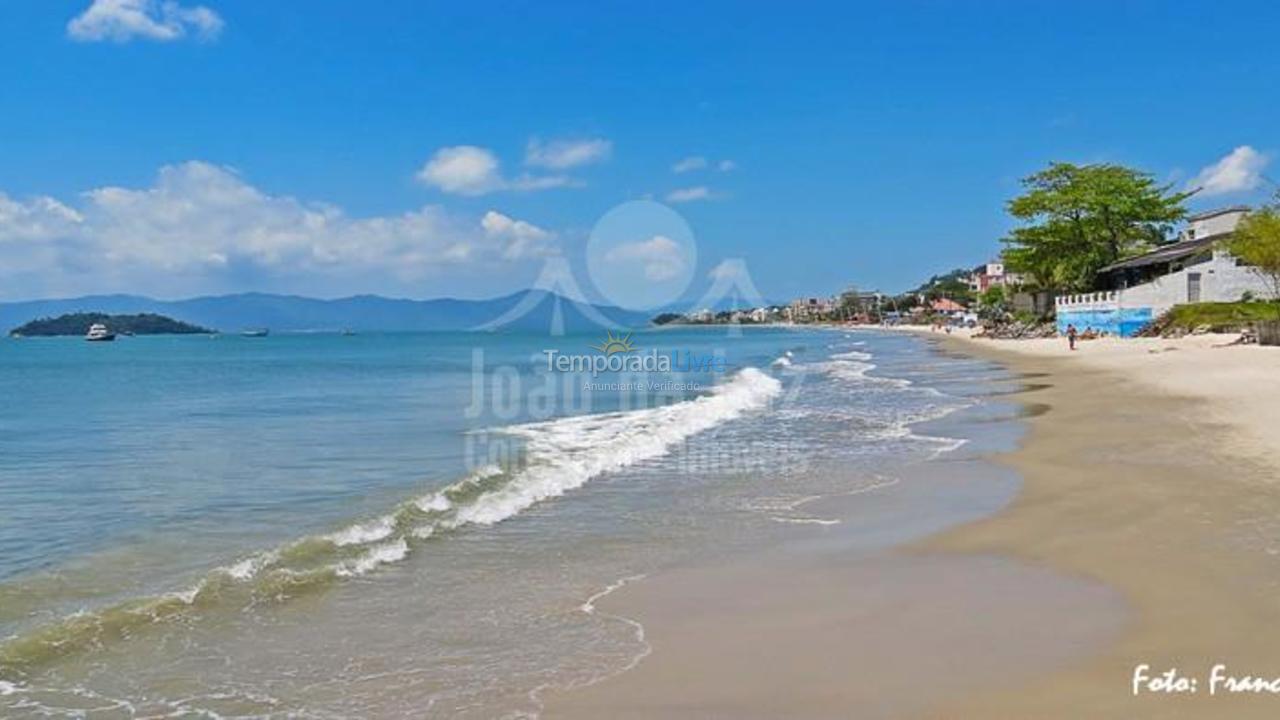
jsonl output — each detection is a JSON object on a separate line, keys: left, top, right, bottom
{"left": 416, "top": 146, "right": 504, "bottom": 196}
{"left": 672, "top": 156, "right": 708, "bottom": 174}
{"left": 525, "top": 137, "right": 612, "bottom": 169}
{"left": 481, "top": 210, "right": 557, "bottom": 260}
{"left": 1189, "top": 146, "right": 1270, "bottom": 197}
{"left": 416, "top": 145, "right": 578, "bottom": 195}
{"left": 0, "top": 161, "right": 557, "bottom": 298}
{"left": 603, "top": 235, "right": 686, "bottom": 282}
{"left": 0, "top": 195, "right": 83, "bottom": 242}
{"left": 68, "top": 0, "right": 224, "bottom": 43}
{"left": 665, "top": 186, "right": 718, "bottom": 204}
{"left": 717, "top": 159, "right": 737, "bottom": 172}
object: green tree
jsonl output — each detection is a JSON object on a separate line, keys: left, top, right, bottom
{"left": 837, "top": 286, "right": 861, "bottom": 318}
{"left": 978, "top": 285, "right": 1005, "bottom": 308}
{"left": 838, "top": 287, "right": 882, "bottom": 319}
{"left": 1222, "top": 203, "right": 1280, "bottom": 317}
{"left": 1001, "top": 163, "right": 1191, "bottom": 292}
{"left": 912, "top": 269, "right": 974, "bottom": 304}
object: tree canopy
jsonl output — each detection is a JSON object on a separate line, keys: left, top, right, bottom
{"left": 1001, "top": 163, "right": 1190, "bottom": 292}
{"left": 1223, "top": 198, "right": 1280, "bottom": 312}
{"left": 909, "top": 268, "right": 974, "bottom": 303}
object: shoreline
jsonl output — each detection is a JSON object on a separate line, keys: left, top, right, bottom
{"left": 924, "top": 330, "right": 1280, "bottom": 717}
{"left": 545, "top": 330, "right": 1280, "bottom": 718}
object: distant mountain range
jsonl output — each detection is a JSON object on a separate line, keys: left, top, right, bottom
{"left": 0, "top": 291, "right": 654, "bottom": 334}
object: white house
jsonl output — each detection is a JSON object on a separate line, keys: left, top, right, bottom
{"left": 1055, "top": 207, "right": 1274, "bottom": 336}
{"left": 1179, "top": 205, "right": 1249, "bottom": 241}
{"left": 968, "top": 262, "right": 1024, "bottom": 293}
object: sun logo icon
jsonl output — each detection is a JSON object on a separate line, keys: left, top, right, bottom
{"left": 590, "top": 330, "right": 637, "bottom": 355}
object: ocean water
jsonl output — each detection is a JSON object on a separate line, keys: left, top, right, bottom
{"left": 0, "top": 327, "right": 1011, "bottom": 718}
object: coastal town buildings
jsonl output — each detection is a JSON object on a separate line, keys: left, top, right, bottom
{"left": 967, "top": 262, "right": 1024, "bottom": 293}
{"left": 1055, "top": 206, "right": 1276, "bottom": 336}
{"left": 786, "top": 296, "right": 837, "bottom": 321}
{"left": 928, "top": 298, "right": 971, "bottom": 324}
{"left": 930, "top": 298, "right": 966, "bottom": 313}
{"left": 844, "top": 291, "right": 885, "bottom": 315}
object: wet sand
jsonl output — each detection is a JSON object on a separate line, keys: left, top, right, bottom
{"left": 927, "top": 334, "right": 1280, "bottom": 718}
{"left": 546, "top": 333, "right": 1280, "bottom": 718}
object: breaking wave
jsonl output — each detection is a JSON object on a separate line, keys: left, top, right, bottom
{"left": 809, "top": 358, "right": 912, "bottom": 388}
{"left": 0, "top": 368, "right": 781, "bottom": 678}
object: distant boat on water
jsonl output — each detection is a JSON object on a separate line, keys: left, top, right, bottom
{"left": 85, "top": 323, "right": 116, "bottom": 342}
{"left": 241, "top": 328, "right": 269, "bottom": 337}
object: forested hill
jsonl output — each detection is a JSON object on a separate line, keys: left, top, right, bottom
{"left": 10, "top": 313, "right": 214, "bottom": 337}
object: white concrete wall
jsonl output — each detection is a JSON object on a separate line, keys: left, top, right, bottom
{"left": 1057, "top": 253, "right": 1277, "bottom": 318}
{"left": 1122, "top": 253, "right": 1274, "bottom": 314}
{"left": 1185, "top": 209, "right": 1247, "bottom": 240}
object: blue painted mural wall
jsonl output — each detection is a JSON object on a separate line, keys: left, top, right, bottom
{"left": 1056, "top": 307, "right": 1153, "bottom": 338}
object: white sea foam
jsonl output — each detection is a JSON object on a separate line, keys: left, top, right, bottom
{"left": 772, "top": 517, "right": 841, "bottom": 526}
{"left": 218, "top": 550, "right": 280, "bottom": 581}
{"left": 525, "top": 574, "right": 653, "bottom": 718}
{"left": 449, "top": 367, "right": 782, "bottom": 527}
{"left": 337, "top": 539, "right": 410, "bottom": 577}
{"left": 819, "top": 359, "right": 912, "bottom": 388}
{"left": 759, "top": 476, "right": 903, "bottom": 526}
{"left": 0, "top": 367, "right": 784, "bottom": 677}
{"left": 744, "top": 494, "right": 824, "bottom": 514}
{"left": 415, "top": 493, "right": 452, "bottom": 513}
{"left": 414, "top": 463, "right": 500, "bottom": 513}
{"left": 296, "top": 370, "right": 778, "bottom": 577}
{"left": 580, "top": 574, "right": 647, "bottom": 615}
{"left": 61, "top": 371, "right": 777, "bottom": 609}
{"left": 576, "top": 574, "right": 652, "bottom": 674}
{"left": 0, "top": 680, "right": 22, "bottom": 696}
{"left": 326, "top": 517, "right": 397, "bottom": 547}
{"left": 168, "top": 587, "right": 202, "bottom": 605}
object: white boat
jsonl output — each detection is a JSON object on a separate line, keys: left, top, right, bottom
{"left": 85, "top": 323, "right": 116, "bottom": 342}
{"left": 241, "top": 328, "right": 269, "bottom": 337}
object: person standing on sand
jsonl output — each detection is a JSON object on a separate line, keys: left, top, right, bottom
{"left": 1066, "top": 323, "right": 1078, "bottom": 351}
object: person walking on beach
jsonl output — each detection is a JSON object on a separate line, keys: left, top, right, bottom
{"left": 1066, "top": 323, "right": 1078, "bottom": 351}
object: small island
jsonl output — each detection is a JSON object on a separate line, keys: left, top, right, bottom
{"left": 9, "top": 312, "right": 215, "bottom": 338}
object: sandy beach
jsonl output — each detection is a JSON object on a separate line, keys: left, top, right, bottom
{"left": 546, "top": 330, "right": 1280, "bottom": 718}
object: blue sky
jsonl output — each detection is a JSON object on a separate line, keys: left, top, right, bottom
{"left": 0, "top": 1, "right": 1276, "bottom": 305}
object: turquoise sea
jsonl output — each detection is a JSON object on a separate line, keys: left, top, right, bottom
{"left": 0, "top": 326, "right": 1015, "bottom": 718}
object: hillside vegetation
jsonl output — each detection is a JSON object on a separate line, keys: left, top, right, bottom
{"left": 10, "top": 313, "right": 214, "bottom": 337}
{"left": 1138, "top": 302, "right": 1279, "bottom": 336}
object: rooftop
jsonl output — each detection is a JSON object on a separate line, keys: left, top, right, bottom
{"left": 1098, "top": 232, "right": 1229, "bottom": 273}
{"left": 1186, "top": 205, "right": 1250, "bottom": 222}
